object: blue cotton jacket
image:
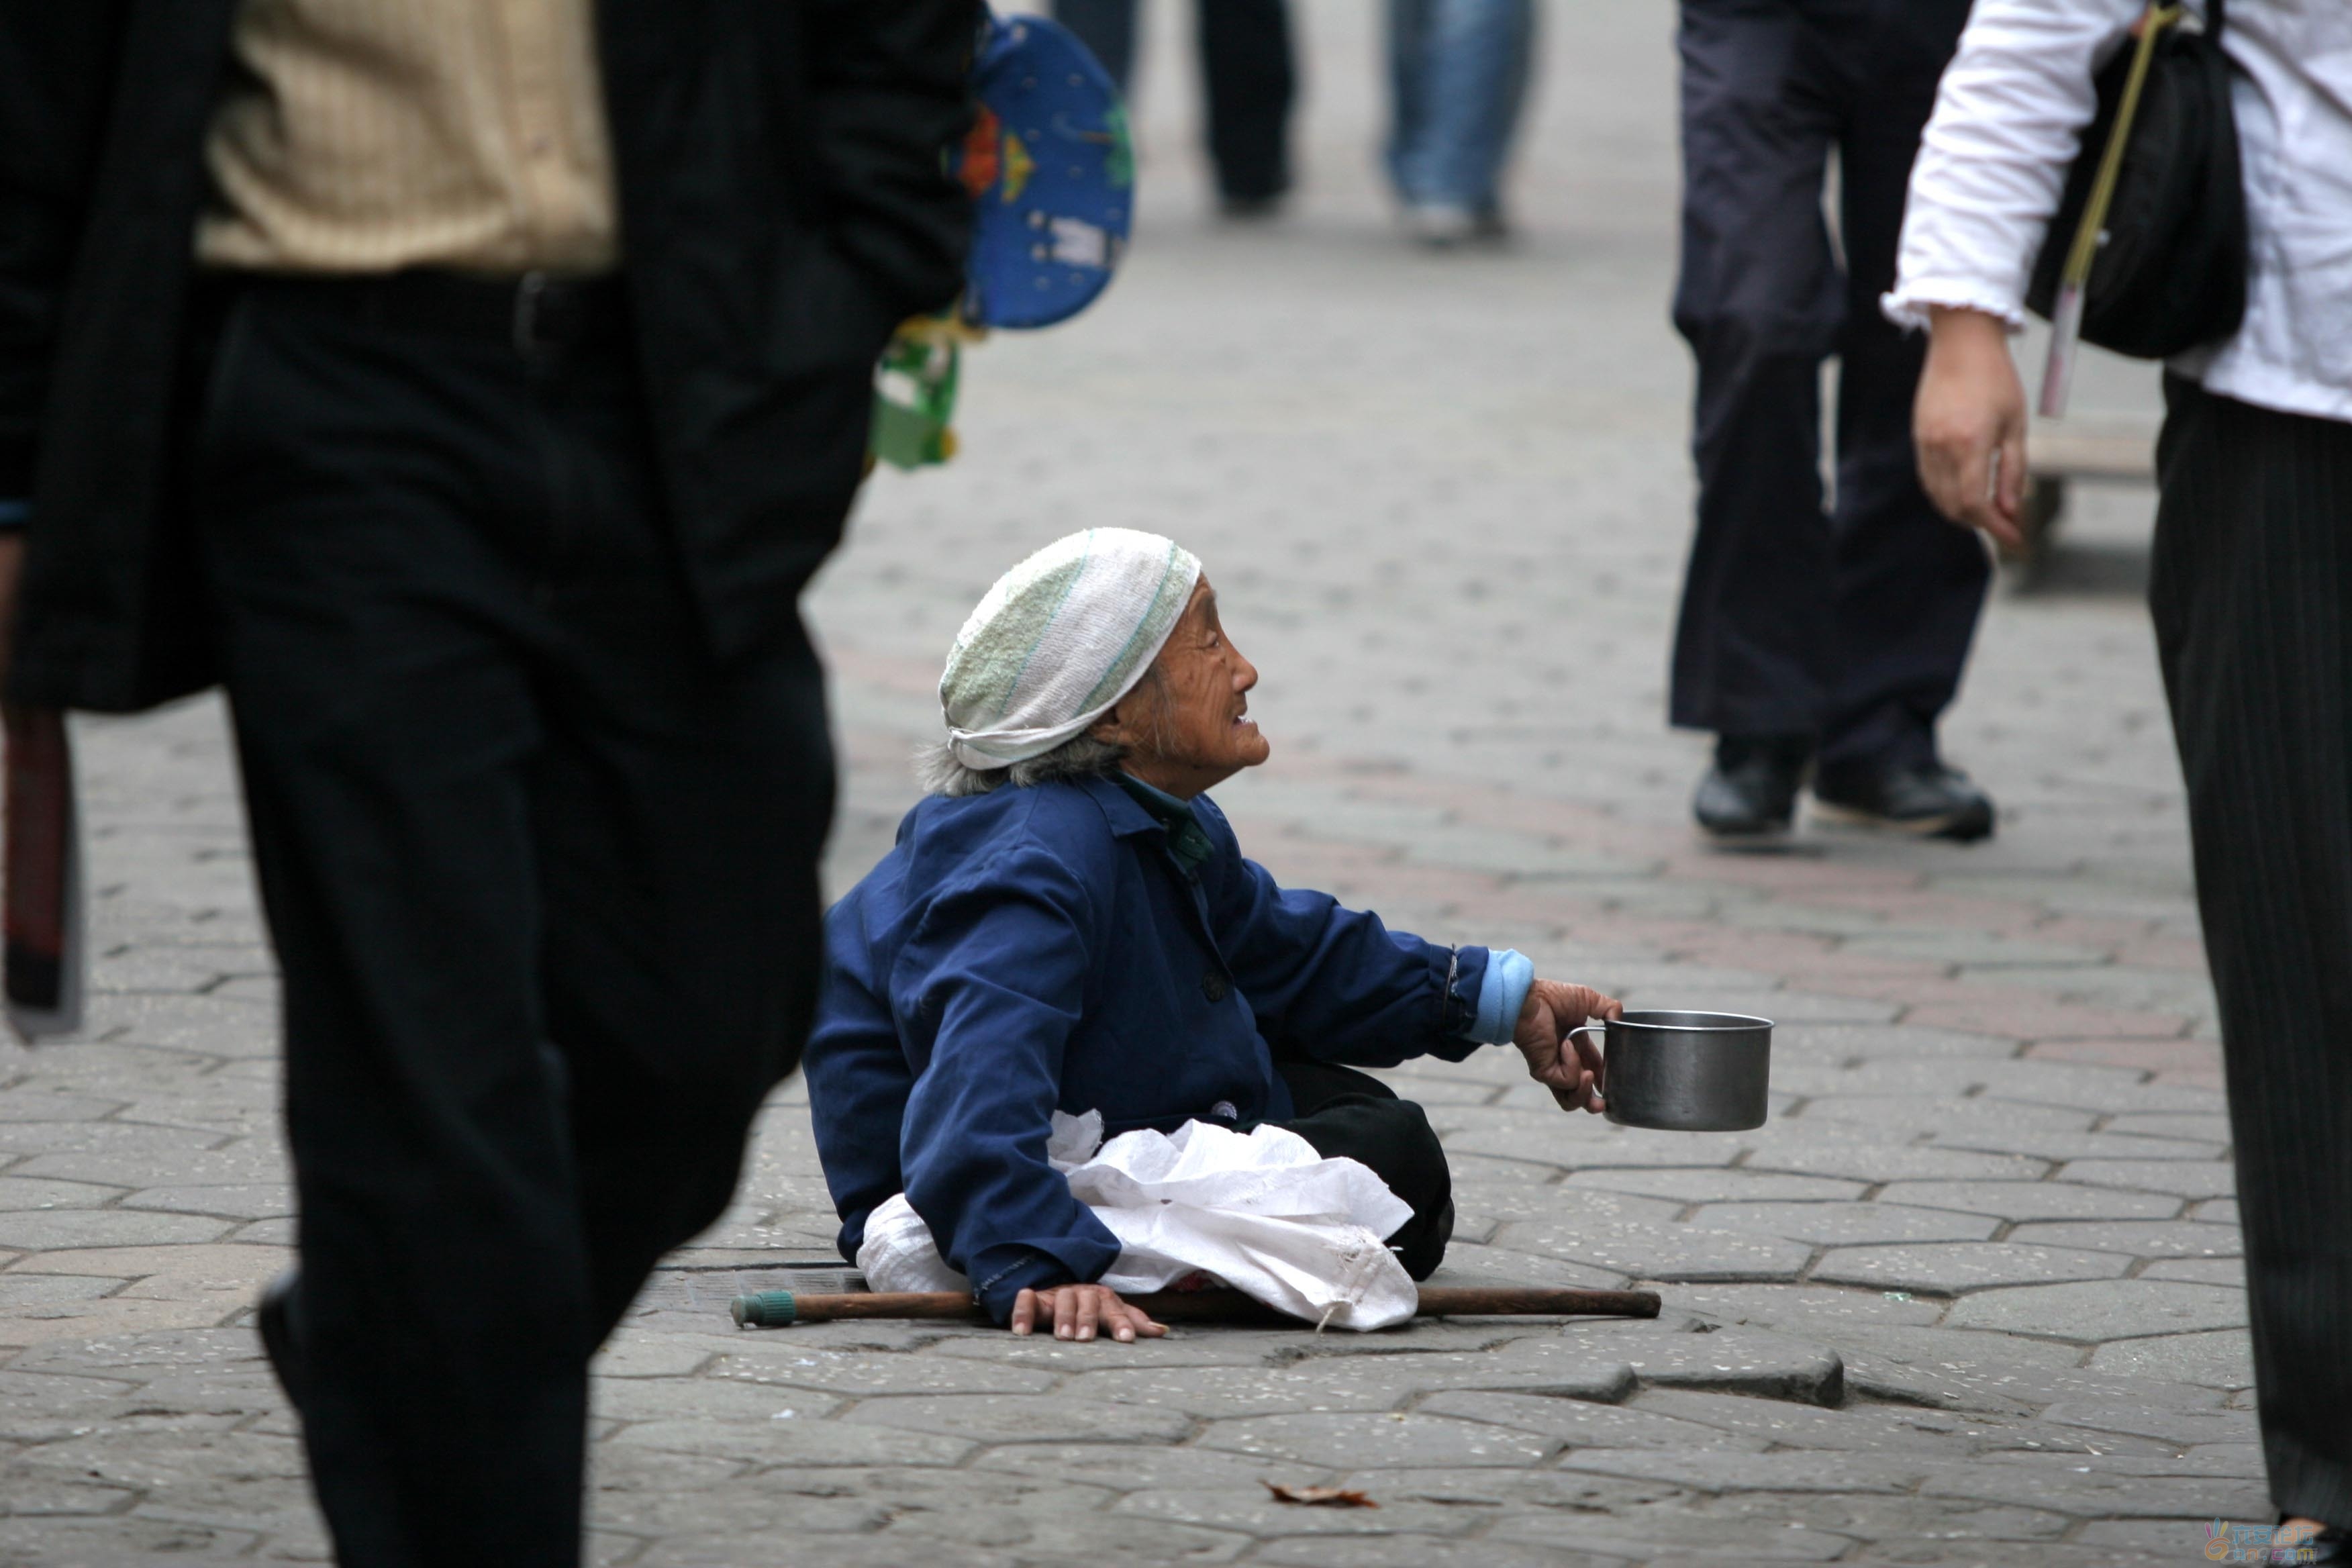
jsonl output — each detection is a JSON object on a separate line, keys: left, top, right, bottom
{"left": 804, "top": 774, "right": 1496, "bottom": 1322}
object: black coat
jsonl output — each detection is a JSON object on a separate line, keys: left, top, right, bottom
{"left": 0, "top": 0, "right": 976, "bottom": 712}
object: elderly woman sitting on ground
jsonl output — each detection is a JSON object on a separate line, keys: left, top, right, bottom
{"left": 805, "top": 530, "right": 1620, "bottom": 1344}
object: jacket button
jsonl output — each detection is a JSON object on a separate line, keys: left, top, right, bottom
{"left": 1201, "top": 971, "right": 1229, "bottom": 1003}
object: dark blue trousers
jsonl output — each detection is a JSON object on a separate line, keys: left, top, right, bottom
{"left": 1668, "top": 0, "right": 1986, "bottom": 767}
{"left": 1052, "top": 0, "right": 1295, "bottom": 202}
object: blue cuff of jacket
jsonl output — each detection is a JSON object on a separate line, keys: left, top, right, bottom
{"left": 0, "top": 499, "right": 28, "bottom": 529}
{"left": 973, "top": 1248, "right": 1082, "bottom": 1323}
{"left": 1466, "top": 948, "right": 1534, "bottom": 1045}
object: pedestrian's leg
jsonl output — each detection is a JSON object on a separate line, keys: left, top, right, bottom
{"left": 1820, "top": 0, "right": 1986, "bottom": 772}
{"left": 1269, "top": 1061, "right": 1453, "bottom": 1279}
{"left": 1667, "top": 0, "right": 1843, "bottom": 742}
{"left": 521, "top": 344, "right": 834, "bottom": 1332}
{"left": 1052, "top": 0, "right": 1140, "bottom": 89}
{"left": 1197, "top": 0, "right": 1295, "bottom": 205}
{"left": 196, "top": 289, "right": 591, "bottom": 1567}
{"left": 1386, "top": 0, "right": 1536, "bottom": 217}
{"left": 2149, "top": 380, "right": 2352, "bottom": 1530}
{"left": 1385, "top": 0, "right": 1433, "bottom": 199}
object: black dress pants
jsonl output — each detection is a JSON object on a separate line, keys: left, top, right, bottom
{"left": 1668, "top": 0, "right": 1988, "bottom": 766}
{"left": 1271, "top": 1059, "right": 1453, "bottom": 1279}
{"left": 191, "top": 279, "right": 832, "bottom": 1565}
{"left": 2150, "top": 378, "right": 2352, "bottom": 1529}
{"left": 1052, "top": 0, "right": 1295, "bottom": 201}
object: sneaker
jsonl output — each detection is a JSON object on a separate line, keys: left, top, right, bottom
{"left": 1404, "top": 203, "right": 1479, "bottom": 248}
{"left": 1812, "top": 757, "right": 1996, "bottom": 842}
{"left": 1693, "top": 735, "right": 1813, "bottom": 841}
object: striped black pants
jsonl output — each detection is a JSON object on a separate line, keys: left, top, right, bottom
{"left": 2152, "top": 375, "right": 2352, "bottom": 1527}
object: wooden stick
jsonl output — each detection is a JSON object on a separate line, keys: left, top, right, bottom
{"left": 732, "top": 1284, "right": 1660, "bottom": 1328}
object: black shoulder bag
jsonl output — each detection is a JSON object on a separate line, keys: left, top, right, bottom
{"left": 2026, "top": 0, "right": 2246, "bottom": 413}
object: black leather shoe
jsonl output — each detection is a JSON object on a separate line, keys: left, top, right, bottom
{"left": 1694, "top": 735, "right": 1812, "bottom": 841}
{"left": 256, "top": 1269, "right": 307, "bottom": 1413}
{"left": 1812, "top": 757, "right": 1996, "bottom": 842}
{"left": 2275, "top": 1520, "right": 2350, "bottom": 1563}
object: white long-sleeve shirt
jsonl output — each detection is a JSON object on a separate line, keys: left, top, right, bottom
{"left": 1885, "top": 0, "right": 2352, "bottom": 424}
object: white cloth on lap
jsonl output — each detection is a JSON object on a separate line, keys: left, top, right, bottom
{"left": 856, "top": 1110, "right": 1421, "bottom": 1330}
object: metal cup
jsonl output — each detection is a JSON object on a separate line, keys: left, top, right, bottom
{"left": 1567, "top": 1010, "right": 1773, "bottom": 1132}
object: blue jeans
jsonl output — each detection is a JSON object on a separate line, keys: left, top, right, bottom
{"left": 1386, "top": 0, "right": 1536, "bottom": 212}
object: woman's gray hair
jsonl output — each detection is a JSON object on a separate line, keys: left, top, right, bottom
{"left": 917, "top": 663, "right": 1172, "bottom": 797}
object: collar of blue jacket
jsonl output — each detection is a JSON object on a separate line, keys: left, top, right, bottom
{"left": 802, "top": 771, "right": 1504, "bottom": 1322}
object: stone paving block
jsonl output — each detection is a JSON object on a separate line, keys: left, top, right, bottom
{"left": 1115, "top": 1487, "right": 1490, "bottom": 1542}
{"left": 1485, "top": 1507, "right": 1852, "bottom": 1562}
{"left": 2194, "top": 1197, "right": 2239, "bottom": 1225}
{"left": 1197, "top": 1410, "right": 1558, "bottom": 1468}
{"left": 967, "top": 1441, "right": 1334, "bottom": 1494}
{"left": 0, "top": 1175, "right": 132, "bottom": 1213}
{"left": 891, "top": 1507, "right": 1253, "bottom": 1563}
{"left": 1688, "top": 1201, "right": 1997, "bottom": 1247}
{"left": 1875, "top": 1181, "right": 2182, "bottom": 1222}
{"left": 1772, "top": 1024, "right": 2023, "bottom": 1061}
{"left": 1794, "top": 1095, "right": 2094, "bottom": 1138}
{"left": 2138, "top": 1257, "right": 2243, "bottom": 1285}
{"left": 1811, "top": 1242, "right": 2132, "bottom": 1293}
{"left": 1440, "top": 1117, "right": 1749, "bottom": 1174}
{"left": 1917, "top": 1460, "right": 2266, "bottom": 1520}
{"left": 13, "top": 1142, "right": 287, "bottom": 1190}
{"left": 0, "top": 1514, "right": 262, "bottom": 1557}
{"left": 1418, "top": 1241, "right": 1635, "bottom": 1293}
{"left": 1249, "top": 1536, "right": 1636, "bottom": 1568}
{"left": 2006, "top": 1220, "right": 2239, "bottom": 1257}
{"left": 710, "top": 1348, "right": 1060, "bottom": 1398}
{"left": 1491, "top": 1218, "right": 1814, "bottom": 1283}
{"left": 2103, "top": 1112, "right": 2232, "bottom": 1142}
{"left": 1561, "top": 1168, "right": 1867, "bottom": 1204}
{"left": 2038, "top": 1400, "right": 2260, "bottom": 1448}
{"left": 605, "top": 1416, "right": 974, "bottom": 1467}
{"left": 2059, "top": 1159, "right": 2236, "bottom": 1198}
{"left": 597, "top": 1376, "right": 846, "bottom": 1425}
{"left": 1413, "top": 1390, "right": 1773, "bottom": 1450}
{"left": 1734, "top": 1135, "right": 2048, "bottom": 1185}
{"left": 1931, "top": 1128, "right": 2224, "bottom": 1165}
{"left": 1654, "top": 1282, "right": 1946, "bottom": 1330}
{"left": 0, "top": 1119, "right": 224, "bottom": 1160}
{"left": 1552, "top": 1447, "right": 1933, "bottom": 1495}
{"left": 1587, "top": 1326, "right": 1844, "bottom": 1404}
{"left": 839, "top": 1393, "right": 1195, "bottom": 1444}
{"left": 1945, "top": 1280, "right": 2247, "bottom": 1341}
{"left": 119, "top": 1183, "right": 295, "bottom": 1220}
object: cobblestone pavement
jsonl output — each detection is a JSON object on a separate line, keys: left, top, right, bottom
{"left": 0, "top": 3, "right": 2255, "bottom": 1564}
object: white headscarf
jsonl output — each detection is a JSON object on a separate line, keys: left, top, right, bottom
{"left": 940, "top": 528, "right": 1202, "bottom": 771}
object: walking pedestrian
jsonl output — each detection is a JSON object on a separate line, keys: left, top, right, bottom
{"left": 0, "top": 3, "right": 974, "bottom": 1562}
{"left": 1052, "top": 0, "right": 1297, "bottom": 215}
{"left": 1897, "top": 1, "right": 2352, "bottom": 1555}
{"left": 1669, "top": 0, "right": 1996, "bottom": 842}
{"left": 1385, "top": 0, "right": 1538, "bottom": 245}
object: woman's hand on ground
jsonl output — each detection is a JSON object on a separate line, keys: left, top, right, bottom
{"left": 1512, "top": 981, "right": 1620, "bottom": 1114}
{"left": 1009, "top": 1283, "right": 1167, "bottom": 1342}
{"left": 1914, "top": 305, "right": 2028, "bottom": 550}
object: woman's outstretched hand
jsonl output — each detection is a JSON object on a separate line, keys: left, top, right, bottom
{"left": 1009, "top": 1283, "right": 1166, "bottom": 1342}
{"left": 1513, "top": 980, "right": 1620, "bottom": 1114}
{"left": 1914, "top": 305, "right": 2029, "bottom": 550}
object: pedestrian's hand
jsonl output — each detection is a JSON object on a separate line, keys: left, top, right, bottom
{"left": 1914, "top": 306, "right": 2028, "bottom": 551}
{"left": 1009, "top": 1283, "right": 1166, "bottom": 1343}
{"left": 1512, "top": 980, "right": 1619, "bottom": 1115}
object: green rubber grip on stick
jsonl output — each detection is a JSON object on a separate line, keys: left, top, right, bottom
{"left": 731, "top": 1290, "right": 798, "bottom": 1328}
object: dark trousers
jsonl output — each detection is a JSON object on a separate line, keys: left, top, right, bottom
{"left": 1667, "top": 0, "right": 1988, "bottom": 766}
{"left": 2151, "top": 378, "right": 2352, "bottom": 1528}
{"left": 191, "top": 279, "right": 832, "bottom": 1565}
{"left": 1052, "top": 0, "right": 1295, "bottom": 201}
{"left": 1271, "top": 1059, "right": 1454, "bottom": 1279}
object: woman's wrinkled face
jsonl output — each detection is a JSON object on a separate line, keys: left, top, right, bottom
{"left": 1093, "top": 577, "right": 1269, "bottom": 797}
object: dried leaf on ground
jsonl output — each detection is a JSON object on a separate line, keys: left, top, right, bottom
{"left": 1264, "top": 1481, "right": 1378, "bottom": 1509}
